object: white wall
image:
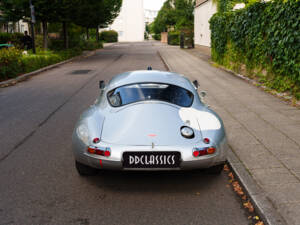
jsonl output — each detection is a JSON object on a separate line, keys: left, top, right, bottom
{"left": 194, "top": 0, "right": 217, "bottom": 47}
{"left": 110, "top": 0, "right": 145, "bottom": 42}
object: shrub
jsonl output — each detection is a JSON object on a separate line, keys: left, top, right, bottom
{"left": 100, "top": 30, "right": 118, "bottom": 43}
{"left": 153, "top": 33, "right": 161, "bottom": 41}
{"left": 49, "top": 38, "right": 103, "bottom": 51}
{"left": 144, "top": 32, "right": 149, "bottom": 40}
{"left": 168, "top": 31, "right": 180, "bottom": 45}
{"left": 0, "top": 48, "right": 23, "bottom": 81}
{"left": 20, "top": 53, "right": 62, "bottom": 73}
{"left": 210, "top": 0, "right": 300, "bottom": 97}
{"left": 0, "top": 32, "right": 24, "bottom": 48}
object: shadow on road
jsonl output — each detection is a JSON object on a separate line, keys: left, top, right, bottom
{"left": 86, "top": 170, "right": 222, "bottom": 194}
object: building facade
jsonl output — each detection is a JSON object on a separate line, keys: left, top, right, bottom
{"left": 108, "top": 0, "right": 145, "bottom": 42}
{"left": 194, "top": 0, "right": 217, "bottom": 48}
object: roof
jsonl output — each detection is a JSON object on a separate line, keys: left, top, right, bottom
{"left": 107, "top": 70, "right": 195, "bottom": 91}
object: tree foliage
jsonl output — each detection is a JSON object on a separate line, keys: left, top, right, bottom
{"left": 151, "top": 0, "right": 195, "bottom": 34}
{"left": 0, "top": 0, "right": 122, "bottom": 48}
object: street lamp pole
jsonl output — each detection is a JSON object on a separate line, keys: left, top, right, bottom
{"left": 29, "top": 0, "right": 36, "bottom": 54}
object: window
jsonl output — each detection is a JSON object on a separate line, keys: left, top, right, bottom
{"left": 108, "top": 83, "right": 194, "bottom": 107}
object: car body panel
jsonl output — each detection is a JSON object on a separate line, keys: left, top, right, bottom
{"left": 72, "top": 70, "right": 228, "bottom": 171}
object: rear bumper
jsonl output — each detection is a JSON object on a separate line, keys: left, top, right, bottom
{"left": 75, "top": 151, "right": 226, "bottom": 171}
{"left": 73, "top": 134, "right": 228, "bottom": 171}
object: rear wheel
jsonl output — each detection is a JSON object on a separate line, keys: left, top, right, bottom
{"left": 75, "top": 161, "right": 98, "bottom": 176}
{"left": 207, "top": 163, "right": 225, "bottom": 175}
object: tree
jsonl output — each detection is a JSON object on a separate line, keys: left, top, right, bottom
{"left": 0, "top": 0, "right": 122, "bottom": 49}
{"left": 73, "top": 0, "right": 121, "bottom": 41}
{"left": 152, "top": 0, "right": 195, "bottom": 35}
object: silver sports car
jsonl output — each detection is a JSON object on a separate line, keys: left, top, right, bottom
{"left": 72, "top": 70, "right": 228, "bottom": 175}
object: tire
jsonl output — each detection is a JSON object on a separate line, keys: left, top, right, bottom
{"left": 207, "top": 163, "right": 225, "bottom": 175}
{"left": 75, "top": 161, "right": 98, "bottom": 176}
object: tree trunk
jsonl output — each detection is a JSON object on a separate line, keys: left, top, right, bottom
{"left": 86, "top": 27, "right": 89, "bottom": 40}
{"left": 96, "top": 26, "right": 99, "bottom": 42}
{"left": 42, "top": 21, "right": 48, "bottom": 50}
{"left": 63, "top": 21, "right": 69, "bottom": 49}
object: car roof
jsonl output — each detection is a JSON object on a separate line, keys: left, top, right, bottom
{"left": 107, "top": 70, "right": 195, "bottom": 91}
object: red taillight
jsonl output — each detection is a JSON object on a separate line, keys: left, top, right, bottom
{"left": 203, "top": 138, "right": 210, "bottom": 144}
{"left": 193, "top": 147, "right": 216, "bottom": 157}
{"left": 199, "top": 149, "right": 207, "bottom": 156}
{"left": 93, "top": 138, "right": 100, "bottom": 144}
{"left": 104, "top": 150, "right": 111, "bottom": 157}
{"left": 193, "top": 151, "right": 200, "bottom": 157}
{"left": 87, "top": 147, "right": 111, "bottom": 157}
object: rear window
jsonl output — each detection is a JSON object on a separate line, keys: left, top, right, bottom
{"left": 107, "top": 83, "right": 194, "bottom": 107}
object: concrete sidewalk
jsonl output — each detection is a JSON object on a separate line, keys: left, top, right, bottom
{"left": 158, "top": 44, "right": 300, "bottom": 225}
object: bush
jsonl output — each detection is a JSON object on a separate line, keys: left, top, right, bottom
{"left": 144, "top": 32, "right": 149, "bottom": 40}
{"left": 100, "top": 30, "right": 118, "bottom": 43}
{"left": 168, "top": 31, "right": 180, "bottom": 45}
{"left": 210, "top": 0, "right": 300, "bottom": 98}
{"left": 0, "top": 47, "right": 23, "bottom": 80}
{"left": 0, "top": 38, "right": 103, "bottom": 82}
{"left": 153, "top": 33, "right": 161, "bottom": 41}
{"left": 49, "top": 38, "right": 103, "bottom": 51}
{"left": 20, "top": 53, "right": 63, "bottom": 74}
{"left": 0, "top": 32, "right": 24, "bottom": 48}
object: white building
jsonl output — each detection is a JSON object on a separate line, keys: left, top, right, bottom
{"left": 194, "top": 0, "right": 217, "bottom": 48}
{"left": 108, "top": 0, "right": 145, "bottom": 42}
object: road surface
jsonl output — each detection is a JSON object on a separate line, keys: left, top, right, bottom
{"left": 0, "top": 42, "right": 249, "bottom": 225}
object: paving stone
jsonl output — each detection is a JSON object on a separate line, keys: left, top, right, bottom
{"left": 278, "top": 203, "right": 300, "bottom": 225}
{"left": 237, "top": 147, "right": 283, "bottom": 170}
{"left": 264, "top": 183, "right": 300, "bottom": 205}
{"left": 227, "top": 127, "right": 260, "bottom": 150}
{"left": 280, "top": 155, "right": 300, "bottom": 172}
{"left": 160, "top": 47, "right": 300, "bottom": 225}
{"left": 250, "top": 168, "right": 299, "bottom": 186}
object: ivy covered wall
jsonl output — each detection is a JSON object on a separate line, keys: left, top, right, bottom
{"left": 209, "top": 0, "right": 300, "bottom": 99}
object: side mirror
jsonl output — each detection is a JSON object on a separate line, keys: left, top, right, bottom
{"left": 99, "top": 80, "right": 105, "bottom": 90}
{"left": 193, "top": 80, "right": 199, "bottom": 89}
{"left": 200, "top": 91, "right": 207, "bottom": 98}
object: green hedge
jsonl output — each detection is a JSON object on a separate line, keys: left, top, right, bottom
{"left": 0, "top": 48, "right": 23, "bottom": 80}
{"left": 210, "top": 0, "right": 300, "bottom": 98}
{"left": 0, "top": 40, "right": 102, "bottom": 82}
{"left": 168, "top": 31, "right": 180, "bottom": 45}
{"left": 0, "top": 32, "right": 24, "bottom": 48}
{"left": 153, "top": 33, "right": 161, "bottom": 41}
{"left": 100, "top": 30, "right": 118, "bottom": 43}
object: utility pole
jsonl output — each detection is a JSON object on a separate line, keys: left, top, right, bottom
{"left": 29, "top": 0, "right": 36, "bottom": 54}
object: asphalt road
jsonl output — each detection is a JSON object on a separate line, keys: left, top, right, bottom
{"left": 0, "top": 42, "right": 250, "bottom": 225}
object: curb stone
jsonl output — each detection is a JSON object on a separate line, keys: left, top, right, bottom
{"left": 227, "top": 147, "right": 287, "bottom": 225}
{"left": 0, "top": 44, "right": 116, "bottom": 88}
{"left": 158, "top": 49, "right": 287, "bottom": 225}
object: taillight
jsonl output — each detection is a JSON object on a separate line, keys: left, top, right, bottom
{"left": 203, "top": 138, "right": 210, "bottom": 144}
{"left": 87, "top": 147, "right": 111, "bottom": 157}
{"left": 93, "top": 138, "right": 100, "bottom": 144}
{"left": 193, "top": 147, "right": 216, "bottom": 158}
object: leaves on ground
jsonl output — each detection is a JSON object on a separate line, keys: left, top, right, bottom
{"left": 232, "top": 181, "right": 244, "bottom": 196}
{"left": 255, "top": 222, "right": 264, "bottom": 225}
{"left": 243, "top": 200, "right": 254, "bottom": 213}
{"left": 223, "top": 164, "right": 230, "bottom": 172}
